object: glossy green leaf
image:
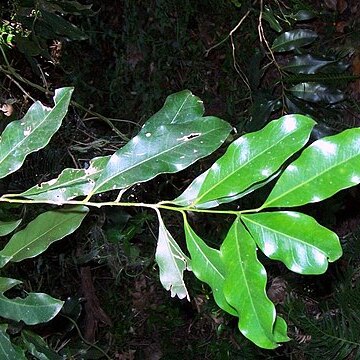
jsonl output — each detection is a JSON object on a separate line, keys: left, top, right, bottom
{"left": 273, "top": 316, "right": 290, "bottom": 342}
{"left": 17, "top": 155, "right": 110, "bottom": 202}
{"left": 220, "top": 218, "right": 277, "bottom": 349}
{"left": 282, "top": 54, "right": 335, "bottom": 74}
{"left": 22, "top": 330, "right": 62, "bottom": 360}
{"left": 0, "top": 277, "right": 22, "bottom": 292}
{"left": 155, "top": 211, "right": 190, "bottom": 300}
{"left": 242, "top": 212, "right": 342, "bottom": 274}
{"left": 290, "top": 83, "right": 344, "bottom": 104}
{"left": 144, "top": 90, "right": 205, "bottom": 129}
{"left": 92, "top": 116, "right": 232, "bottom": 194}
{"left": 0, "top": 219, "right": 21, "bottom": 236}
{"left": 291, "top": 9, "right": 316, "bottom": 21}
{"left": 0, "top": 292, "right": 63, "bottom": 325}
{"left": 0, "top": 87, "right": 73, "bottom": 179}
{"left": 174, "top": 115, "right": 315, "bottom": 208}
{"left": 183, "top": 217, "right": 237, "bottom": 316}
{"left": 263, "top": 129, "right": 360, "bottom": 208}
{"left": 0, "top": 206, "right": 88, "bottom": 266}
{"left": 0, "top": 324, "right": 26, "bottom": 360}
{"left": 263, "top": 6, "right": 282, "bottom": 32}
{"left": 271, "top": 29, "right": 318, "bottom": 52}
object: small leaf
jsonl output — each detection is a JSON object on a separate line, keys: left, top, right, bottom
{"left": 273, "top": 316, "right": 290, "bottom": 342}
{"left": 242, "top": 212, "right": 342, "bottom": 274}
{"left": 0, "top": 219, "right": 21, "bottom": 236}
{"left": 262, "top": 129, "right": 360, "bottom": 208}
{"left": 291, "top": 9, "right": 316, "bottom": 21}
{"left": 174, "top": 115, "right": 315, "bottom": 208}
{"left": 0, "top": 324, "right": 26, "bottom": 360}
{"left": 155, "top": 211, "right": 190, "bottom": 300}
{"left": 271, "top": 29, "right": 318, "bottom": 52}
{"left": 0, "top": 292, "right": 63, "bottom": 325}
{"left": 282, "top": 54, "right": 335, "bottom": 74}
{"left": 220, "top": 218, "right": 278, "bottom": 349}
{"left": 290, "top": 83, "right": 344, "bottom": 104}
{"left": 263, "top": 6, "right": 282, "bottom": 32}
{"left": 183, "top": 217, "right": 237, "bottom": 316}
{"left": 0, "top": 87, "right": 73, "bottom": 179}
{"left": 0, "top": 206, "right": 88, "bottom": 265}
{"left": 18, "top": 155, "right": 110, "bottom": 201}
{"left": 0, "top": 277, "right": 22, "bottom": 292}
{"left": 93, "top": 117, "right": 232, "bottom": 194}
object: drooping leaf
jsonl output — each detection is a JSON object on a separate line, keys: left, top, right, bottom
{"left": 263, "top": 6, "right": 282, "bottom": 32}
{"left": 0, "top": 219, "right": 21, "bottom": 236}
{"left": 271, "top": 29, "right": 318, "bottom": 52}
{"left": 0, "top": 292, "right": 63, "bottom": 325}
{"left": 0, "top": 324, "right": 26, "bottom": 360}
{"left": 0, "top": 206, "right": 88, "bottom": 266}
{"left": 290, "top": 83, "right": 344, "bottom": 104}
{"left": 0, "top": 87, "right": 73, "bottom": 179}
{"left": 21, "top": 330, "right": 62, "bottom": 360}
{"left": 0, "top": 277, "right": 22, "bottom": 293}
{"left": 92, "top": 116, "right": 232, "bottom": 194}
{"left": 262, "top": 129, "right": 360, "bottom": 208}
{"left": 144, "top": 90, "right": 205, "bottom": 129}
{"left": 282, "top": 54, "right": 335, "bottom": 74}
{"left": 17, "top": 155, "right": 110, "bottom": 202}
{"left": 173, "top": 115, "right": 315, "bottom": 208}
{"left": 183, "top": 216, "right": 237, "bottom": 316}
{"left": 242, "top": 212, "right": 342, "bottom": 274}
{"left": 155, "top": 211, "right": 190, "bottom": 300}
{"left": 220, "top": 217, "right": 278, "bottom": 349}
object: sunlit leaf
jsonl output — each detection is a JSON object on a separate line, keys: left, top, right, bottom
{"left": 271, "top": 29, "right": 318, "bottom": 52}
{"left": 262, "top": 129, "right": 360, "bottom": 208}
{"left": 0, "top": 87, "right": 73, "bottom": 179}
{"left": 290, "top": 83, "right": 344, "bottom": 104}
{"left": 183, "top": 216, "right": 237, "bottom": 316}
{"left": 273, "top": 316, "right": 290, "bottom": 343}
{"left": 0, "top": 219, "right": 21, "bottom": 236}
{"left": 0, "top": 206, "right": 88, "bottom": 266}
{"left": 173, "top": 115, "right": 315, "bottom": 208}
{"left": 242, "top": 212, "right": 342, "bottom": 274}
{"left": 282, "top": 54, "right": 335, "bottom": 74}
{"left": 155, "top": 211, "right": 190, "bottom": 300}
{"left": 0, "top": 324, "right": 26, "bottom": 360}
{"left": 220, "top": 218, "right": 278, "bottom": 349}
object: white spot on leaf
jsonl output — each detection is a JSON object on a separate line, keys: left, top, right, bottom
{"left": 145, "top": 132, "right": 152, "bottom": 137}
{"left": 263, "top": 242, "right": 276, "bottom": 256}
{"left": 313, "top": 140, "right": 337, "bottom": 156}
{"left": 282, "top": 116, "right": 297, "bottom": 132}
{"left": 351, "top": 175, "right": 360, "bottom": 184}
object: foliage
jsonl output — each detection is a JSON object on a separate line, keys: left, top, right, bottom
{"left": 0, "top": 88, "right": 358, "bottom": 354}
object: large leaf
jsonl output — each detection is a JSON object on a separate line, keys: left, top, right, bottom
{"left": 92, "top": 116, "right": 232, "bottom": 194}
{"left": 0, "top": 219, "right": 21, "bottom": 236}
{"left": 183, "top": 217, "right": 237, "bottom": 316}
{"left": 155, "top": 211, "right": 190, "bottom": 300}
{"left": 242, "top": 212, "right": 342, "bottom": 274}
{"left": 173, "top": 115, "right": 315, "bottom": 208}
{"left": 271, "top": 29, "right": 318, "bottom": 52}
{"left": 0, "top": 292, "right": 63, "bottom": 325}
{"left": 0, "top": 206, "right": 88, "bottom": 266}
{"left": 16, "top": 155, "right": 110, "bottom": 202}
{"left": 0, "top": 324, "right": 26, "bottom": 360}
{"left": 262, "top": 129, "right": 360, "bottom": 208}
{"left": 220, "top": 217, "right": 278, "bottom": 349}
{"left": 290, "top": 83, "right": 344, "bottom": 104}
{"left": 0, "top": 87, "right": 73, "bottom": 179}
{"left": 144, "top": 90, "right": 205, "bottom": 129}
{"left": 282, "top": 54, "right": 335, "bottom": 74}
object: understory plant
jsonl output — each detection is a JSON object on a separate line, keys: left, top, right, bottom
{"left": 0, "top": 87, "right": 359, "bottom": 354}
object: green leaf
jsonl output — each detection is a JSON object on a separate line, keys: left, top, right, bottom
{"left": 21, "top": 330, "right": 62, "bottom": 360}
{"left": 273, "top": 316, "right": 290, "bottom": 343}
{"left": 242, "top": 212, "right": 342, "bottom": 274}
{"left": 0, "top": 206, "right": 88, "bottom": 266}
{"left": 0, "top": 324, "right": 26, "bottom": 360}
{"left": 0, "top": 277, "right": 22, "bottom": 292}
{"left": 92, "top": 116, "right": 232, "bottom": 194}
{"left": 263, "top": 6, "right": 282, "bottom": 32}
{"left": 173, "top": 115, "right": 315, "bottom": 208}
{"left": 271, "top": 29, "right": 318, "bottom": 52}
{"left": 144, "top": 90, "right": 205, "bottom": 129}
{"left": 0, "top": 219, "right": 21, "bottom": 236}
{"left": 290, "top": 83, "right": 344, "bottom": 104}
{"left": 17, "top": 155, "right": 110, "bottom": 201}
{"left": 220, "top": 218, "right": 278, "bottom": 349}
{"left": 155, "top": 211, "right": 190, "bottom": 300}
{"left": 0, "top": 292, "right": 63, "bottom": 325}
{"left": 0, "top": 87, "right": 73, "bottom": 179}
{"left": 262, "top": 129, "right": 360, "bottom": 208}
{"left": 291, "top": 9, "right": 316, "bottom": 21}
{"left": 183, "top": 216, "right": 237, "bottom": 316}
{"left": 282, "top": 54, "right": 335, "bottom": 74}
